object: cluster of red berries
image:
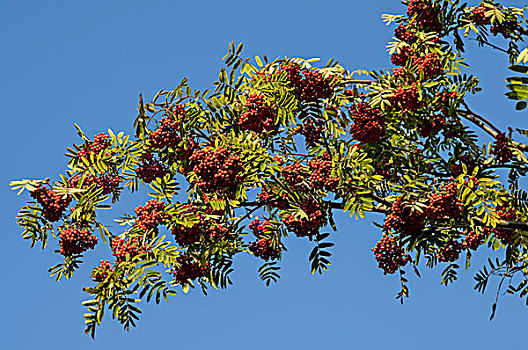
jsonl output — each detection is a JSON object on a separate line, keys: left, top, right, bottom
{"left": 465, "top": 230, "right": 484, "bottom": 250}
{"left": 135, "top": 152, "right": 168, "bottom": 183}
{"left": 384, "top": 197, "right": 426, "bottom": 235}
{"left": 30, "top": 186, "right": 72, "bottom": 222}
{"left": 436, "top": 240, "right": 464, "bottom": 262}
{"left": 258, "top": 186, "right": 289, "bottom": 209}
{"left": 391, "top": 83, "right": 421, "bottom": 111}
{"left": 189, "top": 146, "right": 244, "bottom": 194}
{"left": 471, "top": 5, "right": 490, "bottom": 26}
{"left": 484, "top": 204, "right": 517, "bottom": 244}
{"left": 393, "top": 67, "right": 407, "bottom": 80}
{"left": 281, "top": 62, "right": 333, "bottom": 102}
{"left": 435, "top": 90, "right": 458, "bottom": 117}
{"left": 171, "top": 255, "right": 210, "bottom": 285}
{"left": 307, "top": 152, "right": 339, "bottom": 191}
{"left": 413, "top": 53, "right": 443, "bottom": 80}
{"left": 148, "top": 105, "right": 185, "bottom": 150}
{"left": 395, "top": 24, "right": 417, "bottom": 44}
{"left": 282, "top": 162, "right": 309, "bottom": 191}
{"left": 491, "top": 132, "right": 513, "bottom": 164}
{"left": 171, "top": 204, "right": 227, "bottom": 246}
{"left": 418, "top": 115, "right": 445, "bottom": 137}
{"left": 450, "top": 155, "right": 476, "bottom": 176}
{"left": 406, "top": 0, "right": 442, "bottom": 32}
{"left": 296, "top": 118, "right": 325, "bottom": 146}
{"left": 111, "top": 236, "right": 146, "bottom": 263}
{"left": 249, "top": 238, "right": 280, "bottom": 261}
{"left": 391, "top": 46, "right": 413, "bottom": 66}
{"left": 249, "top": 217, "right": 271, "bottom": 238}
{"left": 91, "top": 259, "right": 113, "bottom": 283}
{"left": 59, "top": 227, "right": 98, "bottom": 256}
{"left": 491, "top": 20, "right": 517, "bottom": 38}
{"left": 281, "top": 198, "right": 325, "bottom": 237}
{"left": 350, "top": 102, "right": 385, "bottom": 143}
{"left": 372, "top": 236, "right": 409, "bottom": 275}
{"left": 78, "top": 132, "right": 111, "bottom": 159}
{"left": 238, "top": 94, "right": 278, "bottom": 133}
{"left": 427, "top": 181, "right": 462, "bottom": 220}
{"left": 134, "top": 200, "right": 170, "bottom": 236}
{"left": 69, "top": 174, "right": 121, "bottom": 195}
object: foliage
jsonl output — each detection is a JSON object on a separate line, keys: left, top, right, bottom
{"left": 10, "top": 0, "right": 528, "bottom": 338}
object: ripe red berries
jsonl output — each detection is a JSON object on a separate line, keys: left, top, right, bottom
{"left": 491, "top": 132, "right": 513, "bottom": 164}
{"left": 171, "top": 255, "right": 210, "bottom": 285}
{"left": 372, "top": 236, "right": 409, "bottom": 275}
{"left": 249, "top": 238, "right": 280, "bottom": 261}
{"left": 437, "top": 240, "right": 463, "bottom": 262}
{"left": 30, "top": 186, "right": 72, "bottom": 222}
{"left": 391, "top": 83, "right": 421, "bottom": 111}
{"left": 91, "top": 259, "right": 113, "bottom": 283}
{"left": 135, "top": 152, "right": 169, "bottom": 183}
{"left": 384, "top": 197, "right": 426, "bottom": 235}
{"left": 238, "top": 94, "right": 278, "bottom": 133}
{"left": 135, "top": 200, "right": 170, "bottom": 236}
{"left": 471, "top": 5, "right": 490, "bottom": 26}
{"left": 111, "top": 236, "right": 146, "bottom": 262}
{"left": 78, "top": 132, "right": 111, "bottom": 159}
{"left": 148, "top": 105, "right": 185, "bottom": 151}
{"left": 59, "top": 227, "right": 98, "bottom": 256}
{"left": 307, "top": 152, "right": 339, "bottom": 191}
{"left": 282, "top": 62, "right": 333, "bottom": 102}
{"left": 350, "top": 103, "right": 385, "bottom": 143}
{"left": 281, "top": 198, "right": 325, "bottom": 237}
{"left": 189, "top": 146, "right": 244, "bottom": 194}
{"left": 427, "top": 181, "right": 462, "bottom": 220}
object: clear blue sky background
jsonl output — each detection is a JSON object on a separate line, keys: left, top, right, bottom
{"left": 2, "top": 0, "right": 528, "bottom": 349}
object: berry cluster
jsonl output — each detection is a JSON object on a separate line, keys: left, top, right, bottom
{"left": 418, "top": 115, "right": 445, "bottom": 137}
{"left": 465, "top": 230, "right": 484, "bottom": 250}
{"left": 59, "top": 228, "right": 98, "bottom": 256}
{"left": 491, "top": 20, "right": 517, "bottom": 38}
{"left": 30, "top": 186, "right": 72, "bottom": 222}
{"left": 171, "top": 204, "right": 228, "bottom": 246}
{"left": 471, "top": 5, "right": 490, "bottom": 26}
{"left": 427, "top": 181, "right": 462, "bottom": 220}
{"left": 111, "top": 237, "right": 146, "bottom": 263}
{"left": 258, "top": 186, "right": 289, "bottom": 209}
{"left": 135, "top": 152, "right": 168, "bottom": 183}
{"left": 189, "top": 146, "right": 244, "bottom": 194}
{"left": 394, "top": 24, "right": 417, "bottom": 44}
{"left": 171, "top": 255, "right": 210, "bottom": 285}
{"left": 281, "top": 62, "right": 333, "bottom": 102}
{"left": 297, "top": 118, "right": 326, "bottom": 146}
{"left": 413, "top": 53, "right": 443, "bottom": 80}
{"left": 372, "top": 236, "right": 409, "bottom": 275}
{"left": 249, "top": 217, "right": 271, "bottom": 238}
{"left": 390, "top": 83, "right": 421, "bottom": 111}
{"left": 91, "top": 260, "right": 113, "bottom": 283}
{"left": 307, "top": 152, "right": 339, "bottom": 191}
{"left": 436, "top": 240, "right": 463, "bottom": 262}
{"left": 135, "top": 200, "right": 170, "bottom": 236}
{"left": 69, "top": 174, "right": 121, "bottom": 195}
{"left": 78, "top": 132, "right": 111, "bottom": 159}
{"left": 249, "top": 238, "right": 280, "bottom": 261}
{"left": 148, "top": 105, "right": 185, "bottom": 150}
{"left": 485, "top": 204, "right": 518, "bottom": 244}
{"left": 350, "top": 102, "right": 385, "bottom": 143}
{"left": 450, "top": 155, "right": 475, "bottom": 176}
{"left": 435, "top": 90, "right": 458, "bottom": 117}
{"left": 281, "top": 198, "right": 325, "bottom": 237}
{"left": 491, "top": 132, "right": 513, "bottom": 164}
{"left": 383, "top": 197, "right": 426, "bottom": 235}
{"left": 282, "top": 162, "right": 309, "bottom": 191}
{"left": 406, "top": 0, "right": 442, "bottom": 32}
{"left": 391, "top": 46, "right": 413, "bottom": 66}
{"left": 238, "top": 94, "right": 278, "bottom": 133}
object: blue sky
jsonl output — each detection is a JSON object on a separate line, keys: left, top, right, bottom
{"left": 2, "top": 0, "right": 528, "bottom": 349}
